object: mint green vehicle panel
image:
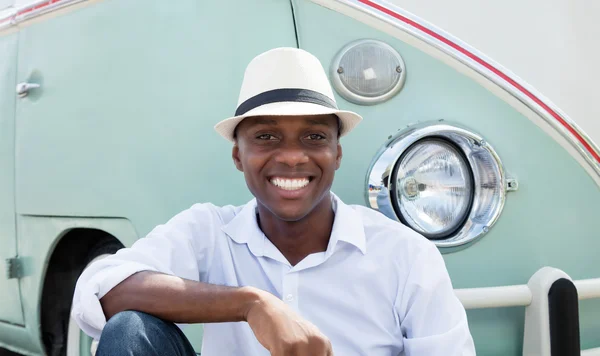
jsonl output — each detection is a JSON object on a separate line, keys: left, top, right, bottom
{"left": 292, "top": 0, "right": 600, "bottom": 354}
{"left": 0, "top": 33, "right": 24, "bottom": 326}
{"left": 14, "top": 0, "right": 296, "bottom": 232}
{"left": 0, "top": 322, "right": 32, "bottom": 355}
{"left": 11, "top": 0, "right": 296, "bottom": 354}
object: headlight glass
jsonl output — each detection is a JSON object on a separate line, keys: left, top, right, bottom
{"left": 392, "top": 138, "right": 473, "bottom": 239}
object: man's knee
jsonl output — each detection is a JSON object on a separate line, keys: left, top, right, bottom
{"left": 102, "top": 310, "right": 155, "bottom": 338}
{"left": 97, "top": 310, "right": 164, "bottom": 355}
{"left": 97, "top": 310, "right": 194, "bottom": 356}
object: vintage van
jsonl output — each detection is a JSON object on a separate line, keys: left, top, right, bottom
{"left": 1, "top": 0, "right": 599, "bottom": 355}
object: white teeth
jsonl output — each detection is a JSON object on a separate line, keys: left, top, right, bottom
{"left": 270, "top": 177, "right": 310, "bottom": 191}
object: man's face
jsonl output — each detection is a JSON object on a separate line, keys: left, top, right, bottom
{"left": 233, "top": 115, "right": 342, "bottom": 221}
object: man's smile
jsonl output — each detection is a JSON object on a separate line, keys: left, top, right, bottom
{"left": 269, "top": 176, "right": 313, "bottom": 191}
{"left": 267, "top": 176, "right": 316, "bottom": 200}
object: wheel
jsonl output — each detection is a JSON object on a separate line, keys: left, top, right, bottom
{"left": 42, "top": 235, "right": 122, "bottom": 356}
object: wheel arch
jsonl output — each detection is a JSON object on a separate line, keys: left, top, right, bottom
{"left": 14, "top": 216, "right": 139, "bottom": 356}
{"left": 39, "top": 228, "right": 123, "bottom": 355}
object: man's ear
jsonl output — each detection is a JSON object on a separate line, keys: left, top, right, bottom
{"left": 335, "top": 142, "right": 343, "bottom": 170}
{"left": 232, "top": 143, "right": 244, "bottom": 172}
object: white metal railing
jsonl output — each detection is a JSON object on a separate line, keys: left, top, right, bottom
{"left": 455, "top": 284, "right": 532, "bottom": 309}
{"left": 575, "top": 278, "right": 600, "bottom": 300}
{"left": 455, "top": 278, "right": 600, "bottom": 310}
{"left": 454, "top": 267, "right": 600, "bottom": 356}
{"left": 582, "top": 348, "right": 600, "bottom": 356}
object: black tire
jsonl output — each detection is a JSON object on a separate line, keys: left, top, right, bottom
{"left": 41, "top": 232, "right": 122, "bottom": 356}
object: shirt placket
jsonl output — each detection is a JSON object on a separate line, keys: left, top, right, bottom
{"left": 282, "top": 270, "right": 299, "bottom": 311}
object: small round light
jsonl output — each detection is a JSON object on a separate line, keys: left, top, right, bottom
{"left": 331, "top": 39, "right": 406, "bottom": 105}
{"left": 391, "top": 138, "right": 474, "bottom": 239}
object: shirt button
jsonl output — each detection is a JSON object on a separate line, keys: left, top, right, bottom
{"left": 285, "top": 294, "right": 294, "bottom": 302}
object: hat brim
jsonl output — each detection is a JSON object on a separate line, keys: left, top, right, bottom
{"left": 214, "top": 101, "right": 362, "bottom": 142}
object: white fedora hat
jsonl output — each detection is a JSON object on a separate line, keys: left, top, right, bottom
{"left": 214, "top": 47, "right": 363, "bottom": 142}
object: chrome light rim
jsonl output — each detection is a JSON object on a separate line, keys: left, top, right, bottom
{"left": 365, "top": 121, "right": 510, "bottom": 250}
{"left": 330, "top": 39, "right": 407, "bottom": 105}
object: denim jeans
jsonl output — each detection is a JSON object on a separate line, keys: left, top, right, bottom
{"left": 96, "top": 311, "right": 197, "bottom": 356}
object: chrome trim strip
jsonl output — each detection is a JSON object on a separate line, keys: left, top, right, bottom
{"left": 14, "top": 0, "right": 86, "bottom": 22}
{"left": 0, "top": 0, "right": 86, "bottom": 31}
{"left": 313, "top": 0, "right": 600, "bottom": 181}
{"left": 0, "top": 8, "right": 16, "bottom": 30}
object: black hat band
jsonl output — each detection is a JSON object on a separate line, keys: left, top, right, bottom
{"left": 235, "top": 88, "right": 338, "bottom": 116}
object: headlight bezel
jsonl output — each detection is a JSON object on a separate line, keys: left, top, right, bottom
{"left": 366, "top": 122, "right": 512, "bottom": 250}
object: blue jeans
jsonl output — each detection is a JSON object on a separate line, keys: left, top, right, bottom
{"left": 96, "top": 311, "right": 197, "bottom": 356}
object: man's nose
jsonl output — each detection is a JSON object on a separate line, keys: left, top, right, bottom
{"left": 274, "top": 146, "right": 310, "bottom": 167}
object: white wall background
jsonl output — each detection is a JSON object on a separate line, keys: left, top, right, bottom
{"left": 391, "top": 0, "right": 600, "bottom": 145}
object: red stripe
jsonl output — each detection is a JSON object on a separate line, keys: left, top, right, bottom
{"left": 358, "top": 0, "right": 600, "bottom": 164}
{"left": 0, "top": 0, "right": 61, "bottom": 23}
{"left": 17, "top": 0, "right": 61, "bottom": 16}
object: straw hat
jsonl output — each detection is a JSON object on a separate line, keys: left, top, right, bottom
{"left": 214, "top": 47, "right": 363, "bottom": 142}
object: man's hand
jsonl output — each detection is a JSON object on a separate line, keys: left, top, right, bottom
{"left": 244, "top": 288, "right": 333, "bottom": 356}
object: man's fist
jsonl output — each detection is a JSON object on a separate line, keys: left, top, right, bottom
{"left": 244, "top": 288, "right": 333, "bottom": 356}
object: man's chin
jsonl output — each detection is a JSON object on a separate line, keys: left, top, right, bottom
{"left": 271, "top": 206, "right": 312, "bottom": 222}
{"left": 258, "top": 200, "right": 312, "bottom": 222}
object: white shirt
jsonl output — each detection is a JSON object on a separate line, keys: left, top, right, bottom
{"left": 72, "top": 193, "right": 475, "bottom": 356}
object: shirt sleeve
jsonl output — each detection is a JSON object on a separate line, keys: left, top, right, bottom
{"left": 395, "top": 241, "right": 476, "bottom": 356}
{"left": 71, "top": 203, "right": 222, "bottom": 340}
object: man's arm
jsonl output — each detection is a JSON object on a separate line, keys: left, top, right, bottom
{"left": 395, "top": 241, "right": 476, "bottom": 355}
{"left": 100, "top": 271, "right": 257, "bottom": 322}
{"left": 101, "top": 271, "right": 332, "bottom": 356}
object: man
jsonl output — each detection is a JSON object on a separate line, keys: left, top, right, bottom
{"left": 72, "top": 47, "right": 475, "bottom": 355}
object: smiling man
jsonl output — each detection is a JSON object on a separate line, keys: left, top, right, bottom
{"left": 72, "top": 48, "right": 475, "bottom": 356}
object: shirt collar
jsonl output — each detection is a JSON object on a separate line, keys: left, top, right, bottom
{"left": 221, "top": 193, "right": 367, "bottom": 260}
{"left": 221, "top": 198, "right": 267, "bottom": 258}
{"left": 328, "top": 193, "right": 367, "bottom": 255}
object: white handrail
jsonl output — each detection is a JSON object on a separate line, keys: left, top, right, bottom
{"left": 455, "top": 277, "right": 600, "bottom": 310}
{"left": 582, "top": 347, "right": 600, "bottom": 356}
{"left": 452, "top": 269, "right": 600, "bottom": 355}
{"left": 575, "top": 278, "right": 600, "bottom": 300}
{"left": 455, "top": 285, "right": 532, "bottom": 309}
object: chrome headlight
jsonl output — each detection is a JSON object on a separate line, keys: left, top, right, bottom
{"left": 392, "top": 138, "right": 474, "bottom": 239}
{"left": 367, "top": 123, "right": 517, "bottom": 250}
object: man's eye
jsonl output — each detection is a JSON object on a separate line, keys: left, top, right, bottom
{"left": 307, "top": 134, "right": 326, "bottom": 141}
{"left": 306, "top": 134, "right": 325, "bottom": 140}
{"left": 256, "top": 134, "right": 277, "bottom": 140}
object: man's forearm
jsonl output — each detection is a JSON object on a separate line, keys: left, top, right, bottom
{"left": 100, "top": 271, "right": 263, "bottom": 323}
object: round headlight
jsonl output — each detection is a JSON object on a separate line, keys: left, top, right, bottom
{"left": 390, "top": 138, "right": 474, "bottom": 239}
{"left": 367, "top": 123, "right": 515, "bottom": 250}
{"left": 331, "top": 39, "right": 406, "bottom": 105}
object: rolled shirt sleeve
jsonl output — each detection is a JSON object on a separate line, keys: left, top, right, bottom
{"left": 71, "top": 203, "right": 222, "bottom": 340}
{"left": 395, "top": 242, "right": 476, "bottom": 355}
